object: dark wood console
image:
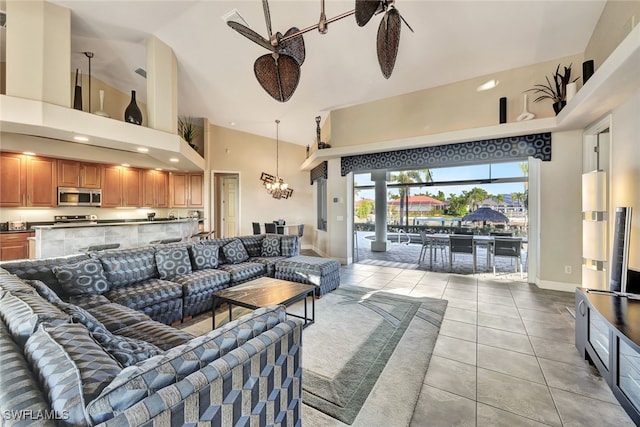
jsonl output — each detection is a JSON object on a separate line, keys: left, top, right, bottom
{"left": 575, "top": 288, "right": 640, "bottom": 425}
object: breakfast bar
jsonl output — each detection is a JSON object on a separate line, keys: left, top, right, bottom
{"left": 31, "top": 219, "right": 200, "bottom": 258}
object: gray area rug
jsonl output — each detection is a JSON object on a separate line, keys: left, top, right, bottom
{"left": 179, "top": 286, "right": 447, "bottom": 426}
{"left": 291, "top": 286, "right": 447, "bottom": 425}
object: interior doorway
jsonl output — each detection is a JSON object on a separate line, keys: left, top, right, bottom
{"left": 213, "top": 172, "right": 240, "bottom": 238}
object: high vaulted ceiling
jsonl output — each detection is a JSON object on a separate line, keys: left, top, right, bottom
{"left": 49, "top": 0, "right": 606, "bottom": 145}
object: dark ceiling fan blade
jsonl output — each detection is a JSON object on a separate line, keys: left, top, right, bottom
{"left": 376, "top": 7, "right": 401, "bottom": 79}
{"left": 280, "top": 27, "right": 306, "bottom": 65}
{"left": 399, "top": 12, "right": 414, "bottom": 33}
{"left": 254, "top": 53, "right": 301, "bottom": 102}
{"left": 227, "top": 21, "right": 274, "bottom": 52}
{"left": 355, "top": 0, "right": 383, "bottom": 27}
{"left": 262, "top": 0, "right": 273, "bottom": 38}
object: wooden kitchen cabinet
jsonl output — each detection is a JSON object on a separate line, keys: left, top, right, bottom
{"left": 0, "top": 153, "right": 56, "bottom": 207}
{"left": 0, "top": 232, "right": 34, "bottom": 261}
{"left": 57, "top": 159, "right": 102, "bottom": 188}
{"left": 101, "top": 165, "right": 142, "bottom": 207}
{"left": 142, "top": 170, "right": 169, "bottom": 208}
{"left": 170, "top": 172, "right": 203, "bottom": 208}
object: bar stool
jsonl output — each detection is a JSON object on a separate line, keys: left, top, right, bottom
{"left": 150, "top": 238, "right": 183, "bottom": 244}
{"left": 191, "top": 231, "right": 213, "bottom": 241}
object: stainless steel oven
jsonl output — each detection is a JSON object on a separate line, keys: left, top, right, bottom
{"left": 57, "top": 187, "right": 102, "bottom": 207}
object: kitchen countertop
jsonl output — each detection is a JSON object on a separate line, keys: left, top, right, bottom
{"left": 31, "top": 218, "right": 201, "bottom": 230}
{"left": 0, "top": 229, "right": 35, "bottom": 234}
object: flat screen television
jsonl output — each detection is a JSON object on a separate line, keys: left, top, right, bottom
{"left": 610, "top": 207, "right": 633, "bottom": 293}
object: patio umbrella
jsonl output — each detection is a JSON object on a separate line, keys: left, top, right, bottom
{"left": 462, "top": 207, "right": 509, "bottom": 223}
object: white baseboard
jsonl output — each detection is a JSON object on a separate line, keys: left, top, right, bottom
{"left": 535, "top": 279, "right": 579, "bottom": 293}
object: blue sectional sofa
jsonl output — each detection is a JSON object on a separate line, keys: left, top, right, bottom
{"left": 0, "top": 233, "right": 342, "bottom": 426}
{"left": 0, "top": 234, "right": 309, "bottom": 325}
{"left": 0, "top": 268, "right": 303, "bottom": 426}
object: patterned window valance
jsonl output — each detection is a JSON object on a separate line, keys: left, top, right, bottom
{"left": 310, "top": 161, "right": 328, "bottom": 184}
{"left": 340, "top": 133, "right": 551, "bottom": 176}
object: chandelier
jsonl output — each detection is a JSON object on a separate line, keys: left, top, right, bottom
{"left": 260, "top": 120, "right": 294, "bottom": 199}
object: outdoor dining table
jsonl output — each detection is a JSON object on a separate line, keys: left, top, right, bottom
{"left": 423, "top": 234, "right": 526, "bottom": 271}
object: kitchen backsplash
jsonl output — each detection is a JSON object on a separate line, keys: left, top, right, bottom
{"left": 0, "top": 207, "right": 198, "bottom": 223}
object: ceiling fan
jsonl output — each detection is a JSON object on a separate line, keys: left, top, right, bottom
{"left": 227, "top": 0, "right": 413, "bottom": 102}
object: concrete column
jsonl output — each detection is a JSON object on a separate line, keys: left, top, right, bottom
{"left": 371, "top": 170, "right": 389, "bottom": 252}
{"left": 6, "top": 1, "right": 70, "bottom": 107}
{"left": 146, "top": 36, "right": 178, "bottom": 133}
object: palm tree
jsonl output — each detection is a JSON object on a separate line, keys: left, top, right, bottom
{"left": 519, "top": 161, "right": 529, "bottom": 191}
{"left": 390, "top": 169, "right": 433, "bottom": 226}
{"left": 494, "top": 194, "right": 506, "bottom": 211}
{"left": 511, "top": 192, "right": 525, "bottom": 208}
{"left": 465, "top": 187, "right": 489, "bottom": 212}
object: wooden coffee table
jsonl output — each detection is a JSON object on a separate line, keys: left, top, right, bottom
{"left": 212, "top": 277, "right": 315, "bottom": 329}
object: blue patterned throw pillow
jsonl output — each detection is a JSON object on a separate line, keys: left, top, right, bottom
{"left": 222, "top": 239, "right": 249, "bottom": 264}
{"left": 155, "top": 247, "right": 192, "bottom": 280}
{"left": 261, "top": 235, "right": 281, "bottom": 257}
{"left": 52, "top": 259, "right": 110, "bottom": 296}
{"left": 189, "top": 243, "right": 219, "bottom": 270}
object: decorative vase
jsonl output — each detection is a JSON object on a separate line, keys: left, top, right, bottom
{"left": 94, "top": 90, "right": 110, "bottom": 118}
{"left": 553, "top": 100, "right": 566, "bottom": 115}
{"left": 73, "top": 68, "right": 83, "bottom": 111}
{"left": 566, "top": 82, "right": 577, "bottom": 102}
{"left": 124, "top": 90, "right": 142, "bottom": 125}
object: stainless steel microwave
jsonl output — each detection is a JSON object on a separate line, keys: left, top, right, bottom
{"left": 57, "top": 187, "right": 102, "bottom": 207}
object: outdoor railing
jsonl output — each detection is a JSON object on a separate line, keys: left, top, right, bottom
{"left": 354, "top": 223, "right": 528, "bottom": 238}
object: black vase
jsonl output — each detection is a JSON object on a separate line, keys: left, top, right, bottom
{"left": 124, "top": 90, "right": 142, "bottom": 125}
{"left": 553, "top": 100, "right": 566, "bottom": 115}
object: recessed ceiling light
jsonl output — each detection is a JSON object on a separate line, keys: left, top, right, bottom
{"left": 229, "top": 121, "right": 236, "bottom": 126}
{"left": 155, "top": 168, "right": 163, "bottom": 171}
{"left": 74, "top": 135, "right": 89, "bottom": 142}
{"left": 137, "top": 147, "right": 149, "bottom": 153}
{"left": 169, "top": 158, "right": 179, "bottom": 163}
{"left": 121, "top": 163, "right": 130, "bottom": 167}
{"left": 477, "top": 79, "right": 499, "bottom": 92}
{"left": 23, "top": 151, "right": 36, "bottom": 156}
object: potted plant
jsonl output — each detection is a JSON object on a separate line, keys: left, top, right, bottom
{"left": 526, "top": 64, "right": 579, "bottom": 114}
{"left": 178, "top": 116, "right": 201, "bottom": 152}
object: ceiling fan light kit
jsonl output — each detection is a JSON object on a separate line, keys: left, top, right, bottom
{"left": 229, "top": 0, "right": 413, "bottom": 102}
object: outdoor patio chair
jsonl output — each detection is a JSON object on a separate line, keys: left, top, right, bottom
{"left": 449, "top": 234, "right": 476, "bottom": 273}
{"left": 492, "top": 237, "right": 523, "bottom": 278}
{"left": 418, "top": 231, "right": 430, "bottom": 264}
{"left": 264, "top": 223, "right": 277, "bottom": 233}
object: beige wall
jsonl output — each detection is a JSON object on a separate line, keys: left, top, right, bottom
{"left": 585, "top": 0, "right": 640, "bottom": 71}
{"left": 610, "top": 90, "right": 640, "bottom": 270}
{"left": 328, "top": 54, "right": 583, "bottom": 147}
{"left": 6, "top": 0, "right": 70, "bottom": 107}
{"left": 538, "top": 130, "right": 584, "bottom": 285}
{"left": 207, "top": 125, "right": 314, "bottom": 241}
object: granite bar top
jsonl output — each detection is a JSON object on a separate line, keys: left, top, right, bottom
{"left": 31, "top": 218, "right": 201, "bottom": 230}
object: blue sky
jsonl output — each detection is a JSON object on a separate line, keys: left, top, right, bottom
{"left": 354, "top": 161, "right": 528, "bottom": 200}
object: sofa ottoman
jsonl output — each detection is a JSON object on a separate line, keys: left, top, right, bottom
{"left": 275, "top": 255, "right": 341, "bottom": 296}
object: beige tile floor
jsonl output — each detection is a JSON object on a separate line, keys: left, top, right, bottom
{"left": 337, "top": 262, "right": 636, "bottom": 427}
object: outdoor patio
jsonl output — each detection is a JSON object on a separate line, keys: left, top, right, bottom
{"left": 354, "top": 231, "right": 528, "bottom": 280}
